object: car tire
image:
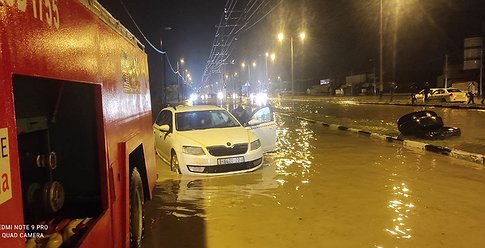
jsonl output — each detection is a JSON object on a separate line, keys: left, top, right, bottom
{"left": 416, "top": 126, "right": 461, "bottom": 139}
{"left": 130, "top": 168, "right": 144, "bottom": 248}
{"left": 397, "top": 111, "right": 438, "bottom": 128}
{"left": 170, "top": 151, "right": 181, "bottom": 174}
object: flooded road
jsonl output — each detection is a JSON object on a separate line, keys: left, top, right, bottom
{"left": 273, "top": 97, "right": 485, "bottom": 155}
{"left": 143, "top": 114, "right": 485, "bottom": 248}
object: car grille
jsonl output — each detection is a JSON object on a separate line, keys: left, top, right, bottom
{"left": 187, "top": 158, "right": 263, "bottom": 173}
{"left": 207, "top": 143, "right": 248, "bottom": 156}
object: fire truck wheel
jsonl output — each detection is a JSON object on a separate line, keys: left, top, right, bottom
{"left": 130, "top": 168, "right": 144, "bottom": 248}
{"left": 170, "top": 152, "right": 181, "bottom": 174}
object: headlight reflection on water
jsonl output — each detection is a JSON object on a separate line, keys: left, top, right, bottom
{"left": 274, "top": 119, "right": 315, "bottom": 185}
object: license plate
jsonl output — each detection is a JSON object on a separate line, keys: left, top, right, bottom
{"left": 217, "top": 156, "right": 244, "bottom": 165}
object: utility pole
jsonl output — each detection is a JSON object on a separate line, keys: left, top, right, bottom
{"left": 379, "top": 0, "right": 384, "bottom": 98}
{"left": 176, "top": 61, "right": 180, "bottom": 102}
{"left": 444, "top": 54, "right": 448, "bottom": 88}
{"left": 291, "top": 37, "right": 295, "bottom": 97}
{"left": 480, "top": 49, "right": 483, "bottom": 97}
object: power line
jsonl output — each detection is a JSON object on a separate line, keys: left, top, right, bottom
{"left": 119, "top": 0, "right": 188, "bottom": 83}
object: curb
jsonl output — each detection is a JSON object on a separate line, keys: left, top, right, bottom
{"left": 278, "top": 112, "right": 485, "bottom": 169}
{"left": 360, "top": 102, "right": 485, "bottom": 110}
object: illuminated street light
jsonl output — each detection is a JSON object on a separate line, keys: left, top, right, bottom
{"left": 265, "top": 52, "right": 275, "bottom": 92}
{"left": 277, "top": 32, "right": 284, "bottom": 42}
{"left": 278, "top": 31, "right": 306, "bottom": 96}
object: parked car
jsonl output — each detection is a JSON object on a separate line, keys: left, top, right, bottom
{"left": 415, "top": 87, "right": 467, "bottom": 103}
{"left": 153, "top": 105, "right": 276, "bottom": 175}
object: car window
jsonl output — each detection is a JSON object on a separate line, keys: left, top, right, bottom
{"left": 435, "top": 89, "right": 445, "bottom": 94}
{"left": 175, "top": 110, "right": 240, "bottom": 131}
{"left": 447, "top": 88, "right": 462, "bottom": 92}
{"left": 247, "top": 106, "right": 273, "bottom": 126}
{"left": 155, "top": 110, "right": 172, "bottom": 128}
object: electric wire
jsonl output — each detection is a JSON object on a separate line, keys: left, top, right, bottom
{"left": 119, "top": 0, "right": 187, "bottom": 82}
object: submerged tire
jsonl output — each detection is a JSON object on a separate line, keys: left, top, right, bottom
{"left": 130, "top": 168, "right": 144, "bottom": 248}
{"left": 417, "top": 127, "right": 461, "bottom": 140}
{"left": 397, "top": 111, "right": 437, "bottom": 127}
{"left": 398, "top": 111, "right": 442, "bottom": 135}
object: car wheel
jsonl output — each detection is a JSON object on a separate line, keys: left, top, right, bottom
{"left": 130, "top": 168, "right": 144, "bottom": 248}
{"left": 170, "top": 152, "right": 181, "bottom": 174}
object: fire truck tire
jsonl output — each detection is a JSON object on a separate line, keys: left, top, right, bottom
{"left": 130, "top": 168, "right": 144, "bottom": 248}
{"left": 171, "top": 151, "right": 181, "bottom": 174}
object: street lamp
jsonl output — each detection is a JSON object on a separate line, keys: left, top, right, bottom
{"left": 278, "top": 31, "right": 305, "bottom": 96}
{"left": 379, "top": 0, "right": 384, "bottom": 97}
{"left": 177, "top": 58, "right": 185, "bottom": 101}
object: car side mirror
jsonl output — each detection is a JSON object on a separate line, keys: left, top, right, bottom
{"left": 157, "top": 124, "right": 170, "bottom": 132}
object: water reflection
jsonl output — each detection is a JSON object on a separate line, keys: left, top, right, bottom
{"left": 385, "top": 181, "right": 414, "bottom": 239}
{"left": 274, "top": 117, "right": 315, "bottom": 185}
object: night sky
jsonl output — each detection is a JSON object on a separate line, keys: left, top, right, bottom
{"left": 98, "top": 0, "right": 485, "bottom": 100}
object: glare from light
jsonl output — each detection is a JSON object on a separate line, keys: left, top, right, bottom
{"left": 241, "top": 62, "right": 246, "bottom": 68}
{"left": 189, "top": 93, "right": 198, "bottom": 102}
{"left": 217, "top": 91, "right": 223, "bottom": 100}
{"left": 299, "top": 32, "right": 306, "bottom": 40}
{"left": 252, "top": 62, "right": 256, "bottom": 67}
{"left": 180, "top": 58, "right": 185, "bottom": 64}
{"left": 255, "top": 92, "right": 268, "bottom": 106}
{"left": 265, "top": 52, "right": 269, "bottom": 57}
{"left": 271, "top": 53, "right": 276, "bottom": 61}
{"left": 277, "top": 32, "right": 284, "bottom": 42}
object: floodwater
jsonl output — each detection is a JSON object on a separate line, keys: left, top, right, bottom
{"left": 143, "top": 114, "right": 485, "bottom": 248}
{"left": 272, "top": 97, "right": 485, "bottom": 155}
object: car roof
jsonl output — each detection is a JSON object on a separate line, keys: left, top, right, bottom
{"left": 163, "top": 105, "right": 225, "bottom": 113}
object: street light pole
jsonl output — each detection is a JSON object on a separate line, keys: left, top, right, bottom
{"left": 265, "top": 52, "right": 268, "bottom": 92}
{"left": 291, "top": 37, "right": 295, "bottom": 97}
{"left": 480, "top": 48, "right": 483, "bottom": 97}
{"left": 379, "top": 0, "right": 384, "bottom": 97}
{"left": 176, "top": 61, "right": 180, "bottom": 102}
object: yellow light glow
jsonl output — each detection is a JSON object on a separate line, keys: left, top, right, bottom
{"left": 271, "top": 53, "right": 276, "bottom": 61}
{"left": 299, "top": 32, "right": 306, "bottom": 40}
{"left": 277, "top": 32, "right": 284, "bottom": 42}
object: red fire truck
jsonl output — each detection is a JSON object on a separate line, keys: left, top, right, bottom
{"left": 0, "top": 0, "right": 157, "bottom": 247}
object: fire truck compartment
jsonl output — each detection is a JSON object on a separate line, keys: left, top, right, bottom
{"left": 13, "top": 75, "right": 103, "bottom": 224}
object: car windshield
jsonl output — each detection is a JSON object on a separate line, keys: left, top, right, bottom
{"left": 175, "top": 110, "right": 241, "bottom": 131}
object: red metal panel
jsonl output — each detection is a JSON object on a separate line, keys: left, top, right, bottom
{"left": 0, "top": 0, "right": 156, "bottom": 247}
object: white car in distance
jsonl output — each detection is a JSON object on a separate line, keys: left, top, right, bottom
{"left": 416, "top": 88, "right": 467, "bottom": 103}
{"left": 153, "top": 105, "right": 276, "bottom": 176}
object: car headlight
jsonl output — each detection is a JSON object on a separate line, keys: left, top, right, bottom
{"left": 250, "top": 139, "right": 261, "bottom": 150}
{"left": 182, "top": 146, "right": 205, "bottom": 155}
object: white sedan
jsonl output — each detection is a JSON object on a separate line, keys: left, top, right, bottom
{"left": 153, "top": 105, "right": 276, "bottom": 176}
{"left": 415, "top": 88, "right": 467, "bottom": 103}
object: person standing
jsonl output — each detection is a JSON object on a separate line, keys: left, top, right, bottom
{"left": 410, "top": 82, "right": 418, "bottom": 104}
{"left": 467, "top": 82, "right": 476, "bottom": 104}
{"left": 423, "top": 82, "right": 430, "bottom": 103}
